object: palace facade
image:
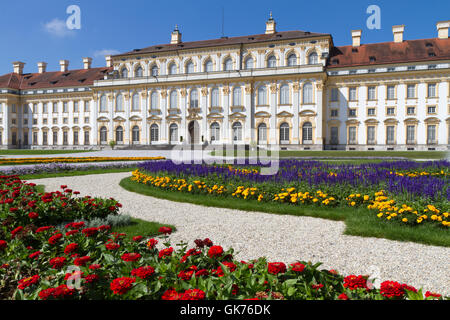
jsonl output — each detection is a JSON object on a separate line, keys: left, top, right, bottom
{"left": 0, "top": 17, "right": 449, "bottom": 151}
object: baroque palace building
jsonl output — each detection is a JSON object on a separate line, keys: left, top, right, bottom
{"left": 0, "top": 16, "right": 449, "bottom": 151}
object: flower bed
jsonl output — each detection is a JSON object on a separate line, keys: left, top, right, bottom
{"left": 0, "top": 157, "right": 165, "bottom": 166}
{"left": 132, "top": 160, "right": 450, "bottom": 228}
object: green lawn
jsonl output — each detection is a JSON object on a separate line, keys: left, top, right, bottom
{"left": 211, "top": 150, "right": 449, "bottom": 160}
{"left": 0, "top": 150, "right": 95, "bottom": 156}
{"left": 19, "top": 167, "right": 137, "bottom": 181}
{"left": 119, "top": 177, "right": 450, "bottom": 248}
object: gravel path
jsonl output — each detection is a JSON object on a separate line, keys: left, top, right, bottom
{"left": 30, "top": 172, "right": 450, "bottom": 296}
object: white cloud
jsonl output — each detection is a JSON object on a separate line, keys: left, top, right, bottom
{"left": 44, "top": 18, "right": 75, "bottom": 37}
{"left": 93, "top": 49, "right": 121, "bottom": 58}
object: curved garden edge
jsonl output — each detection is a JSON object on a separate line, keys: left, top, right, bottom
{"left": 119, "top": 177, "right": 450, "bottom": 248}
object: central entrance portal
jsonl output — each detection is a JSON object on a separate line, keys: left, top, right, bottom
{"left": 188, "top": 121, "right": 200, "bottom": 144}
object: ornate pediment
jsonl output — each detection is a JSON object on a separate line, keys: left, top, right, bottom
{"left": 229, "top": 112, "right": 246, "bottom": 120}
{"left": 299, "top": 110, "right": 317, "bottom": 117}
{"left": 146, "top": 115, "right": 162, "bottom": 122}
{"left": 129, "top": 115, "right": 142, "bottom": 121}
{"left": 113, "top": 116, "right": 126, "bottom": 122}
{"left": 384, "top": 118, "right": 399, "bottom": 124}
{"left": 276, "top": 111, "right": 294, "bottom": 118}
{"left": 207, "top": 113, "right": 224, "bottom": 120}
{"left": 255, "top": 111, "right": 271, "bottom": 118}
{"left": 97, "top": 116, "right": 109, "bottom": 122}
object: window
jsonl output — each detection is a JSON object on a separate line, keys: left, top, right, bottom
{"left": 280, "top": 84, "right": 290, "bottom": 105}
{"left": 308, "top": 52, "right": 318, "bottom": 65}
{"left": 168, "top": 63, "right": 177, "bottom": 75}
{"left": 287, "top": 53, "right": 297, "bottom": 66}
{"left": 84, "top": 117, "right": 89, "bottom": 123}
{"left": 349, "top": 109, "right": 357, "bottom": 117}
{"left": 407, "top": 84, "right": 416, "bottom": 99}
{"left": 73, "top": 101, "right": 79, "bottom": 113}
{"left": 427, "top": 125, "right": 437, "bottom": 144}
{"left": 407, "top": 107, "right": 416, "bottom": 115}
{"left": 428, "top": 106, "right": 436, "bottom": 114}
{"left": 349, "top": 87, "right": 357, "bottom": 101}
{"left": 84, "top": 131, "right": 90, "bottom": 145}
{"left": 100, "top": 127, "right": 107, "bottom": 144}
{"left": 348, "top": 126, "right": 357, "bottom": 144}
{"left": 386, "top": 126, "right": 395, "bottom": 144}
{"left": 84, "top": 101, "right": 90, "bottom": 112}
{"left": 150, "top": 92, "right": 158, "bottom": 110}
{"left": 257, "top": 86, "right": 267, "bottom": 105}
{"left": 368, "top": 86, "right": 376, "bottom": 100}
{"left": 280, "top": 123, "right": 290, "bottom": 144}
{"left": 224, "top": 58, "right": 233, "bottom": 71}
{"left": 63, "top": 118, "right": 68, "bottom": 124}
{"left": 302, "top": 122, "right": 313, "bottom": 144}
{"left": 190, "top": 89, "right": 199, "bottom": 108}
{"left": 63, "top": 131, "right": 68, "bottom": 145}
{"left": 331, "top": 109, "right": 339, "bottom": 117}
{"left": 232, "top": 87, "right": 242, "bottom": 106}
{"left": 330, "top": 127, "right": 339, "bottom": 145}
{"left": 120, "top": 68, "right": 128, "bottom": 78}
{"left": 302, "top": 83, "right": 313, "bottom": 104}
{"left": 132, "top": 93, "right": 140, "bottom": 111}
{"left": 232, "top": 122, "right": 242, "bottom": 141}
{"left": 211, "top": 88, "right": 220, "bottom": 107}
{"left": 33, "top": 132, "right": 38, "bottom": 145}
{"left": 33, "top": 104, "right": 37, "bottom": 113}
{"left": 186, "top": 61, "right": 195, "bottom": 74}
{"left": 387, "top": 85, "right": 396, "bottom": 100}
{"left": 387, "top": 107, "right": 395, "bottom": 116}
{"left": 367, "top": 126, "right": 376, "bottom": 144}
{"left": 12, "top": 104, "right": 16, "bottom": 113}
{"left": 428, "top": 84, "right": 437, "bottom": 98}
{"left": 331, "top": 88, "right": 339, "bottom": 102}
{"left": 42, "top": 118, "right": 47, "bottom": 125}
{"left": 116, "top": 94, "right": 124, "bottom": 112}
{"left": 205, "top": 60, "right": 213, "bottom": 72}
{"left": 406, "top": 125, "right": 415, "bottom": 144}
{"left": 115, "top": 126, "right": 124, "bottom": 144}
{"left": 257, "top": 123, "right": 267, "bottom": 144}
{"left": 244, "top": 57, "right": 254, "bottom": 70}
{"left": 150, "top": 124, "right": 159, "bottom": 142}
{"left": 132, "top": 126, "right": 140, "bottom": 143}
{"left": 151, "top": 65, "right": 159, "bottom": 76}
{"left": 53, "top": 131, "right": 58, "bottom": 145}
{"left": 43, "top": 103, "right": 48, "bottom": 113}
{"left": 63, "top": 102, "right": 68, "bottom": 113}
{"left": 23, "top": 119, "right": 28, "bottom": 125}
{"left": 73, "top": 131, "right": 79, "bottom": 145}
{"left": 267, "top": 55, "right": 277, "bottom": 68}
{"left": 33, "top": 119, "right": 37, "bottom": 125}
{"left": 74, "top": 117, "right": 79, "bottom": 124}
{"left": 43, "top": 132, "right": 48, "bottom": 145}
{"left": 100, "top": 95, "right": 107, "bottom": 112}
{"left": 135, "top": 66, "right": 143, "bottom": 77}
{"left": 367, "top": 108, "right": 376, "bottom": 116}
{"left": 170, "top": 91, "right": 178, "bottom": 109}
{"left": 169, "top": 124, "right": 178, "bottom": 143}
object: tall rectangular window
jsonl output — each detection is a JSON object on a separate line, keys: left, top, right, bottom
{"left": 43, "top": 132, "right": 48, "bottom": 145}
{"left": 33, "top": 132, "right": 38, "bottom": 145}
{"left": 63, "top": 102, "right": 68, "bottom": 113}
{"left": 386, "top": 126, "right": 395, "bottom": 144}
{"left": 367, "top": 86, "right": 376, "bottom": 100}
{"left": 63, "top": 131, "right": 68, "bottom": 145}
{"left": 349, "top": 87, "right": 357, "bottom": 101}
{"left": 53, "top": 131, "right": 58, "bottom": 145}
{"left": 331, "top": 88, "right": 339, "bottom": 102}
{"left": 74, "top": 101, "right": 79, "bottom": 113}
{"left": 73, "top": 131, "right": 79, "bottom": 145}
{"left": 367, "top": 126, "right": 375, "bottom": 144}
{"left": 427, "top": 125, "right": 436, "bottom": 144}
{"left": 387, "top": 86, "right": 395, "bottom": 100}
{"left": 428, "top": 84, "right": 436, "bottom": 98}
{"left": 330, "top": 127, "right": 339, "bottom": 145}
{"left": 84, "top": 131, "right": 90, "bottom": 145}
{"left": 53, "top": 102, "right": 58, "bottom": 113}
{"left": 407, "top": 84, "right": 416, "bottom": 99}
{"left": 84, "top": 101, "right": 90, "bottom": 112}
{"left": 348, "top": 126, "right": 357, "bottom": 144}
{"left": 406, "top": 125, "right": 415, "bottom": 144}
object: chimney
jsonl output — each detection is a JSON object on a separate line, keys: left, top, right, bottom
{"left": 59, "top": 60, "right": 69, "bottom": 72}
{"left": 265, "top": 12, "right": 276, "bottom": 34}
{"left": 436, "top": 21, "right": 450, "bottom": 39}
{"left": 83, "top": 57, "right": 92, "bottom": 70}
{"left": 392, "top": 25, "right": 405, "bottom": 43}
{"left": 12, "top": 61, "right": 25, "bottom": 75}
{"left": 351, "top": 30, "right": 362, "bottom": 47}
{"left": 105, "top": 55, "right": 112, "bottom": 68}
{"left": 37, "top": 62, "right": 47, "bottom": 74}
{"left": 171, "top": 25, "right": 182, "bottom": 44}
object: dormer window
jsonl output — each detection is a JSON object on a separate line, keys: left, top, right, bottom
{"left": 331, "top": 59, "right": 339, "bottom": 65}
{"left": 428, "top": 52, "right": 436, "bottom": 57}
{"left": 352, "top": 48, "right": 358, "bottom": 53}
{"left": 426, "top": 42, "right": 433, "bottom": 47}
{"left": 369, "top": 56, "right": 376, "bottom": 62}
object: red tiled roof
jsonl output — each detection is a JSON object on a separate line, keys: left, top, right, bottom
{"left": 0, "top": 67, "right": 112, "bottom": 91}
{"left": 328, "top": 38, "right": 450, "bottom": 68}
{"left": 116, "top": 30, "right": 330, "bottom": 57}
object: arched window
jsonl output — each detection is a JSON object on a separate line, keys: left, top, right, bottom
{"left": 302, "top": 83, "right": 313, "bottom": 104}
{"left": 115, "top": 126, "right": 123, "bottom": 144}
{"left": 210, "top": 122, "right": 220, "bottom": 141}
{"left": 170, "top": 91, "right": 178, "bottom": 109}
{"left": 287, "top": 53, "right": 297, "bottom": 66}
{"left": 168, "top": 63, "right": 177, "bottom": 75}
{"left": 224, "top": 58, "right": 233, "bottom": 71}
{"left": 186, "top": 61, "right": 195, "bottom": 74}
{"left": 308, "top": 52, "right": 318, "bottom": 65}
{"left": 150, "top": 124, "right": 159, "bottom": 142}
{"left": 150, "top": 65, "right": 159, "bottom": 76}
{"left": 280, "top": 123, "right": 290, "bottom": 144}
{"left": 116, "top": 94, "right": 124, "bottom": 111}
{"left": 190, "top": 89, "right": 199, "bottom": 108}
{"left": 267, "top": 55, "right": 277, "bottom": 68}
{"left": 135, "top": 66, "right": 143, "bottom": 77}
{"left": 205, "top": 59, "right": 213, "bottom": 72}
{"left": 258, "top": 123, "right": 267, "bottom": 144}
{"left": 120, "top": 67, "right": 128, "bottom": 78}
{"left": 245, "top": 57, "right": 254, "bottom": 70}
{"left": 100, "top": 126, "right": 107, "bottom": 144}
{"left": 150, "top": 91, "right": 158, "bottom": 110}
{"left": 232, "top": 122, "right": 242, "bottom": 141}
{"left": 302, "top": 122, "right": 313, "bottom": 144}
{"left": 169, "top": 123, "right": 178, "bottom": 143}
{"left": 232, "top": 87, "right": 241, "bottom": 106}
{"left": 258, "top": 86, "right": 267, "bottom": 105}
{"left": 132, "top": 93, "right": 140, "bottom": 111}
{"left": 211, "top": 88, "right": 220, "bottom": 107}
{"left": 100, "top": 95, "right": 107, "bottom": 112}
{"left": 280, "top": 84, "right": 290, "bottom": 105}
{"left": 132, "top": 126, "right": 140, "bottom": 143}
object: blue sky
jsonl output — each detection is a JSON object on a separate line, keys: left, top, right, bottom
{"left": 0, "top": 0, "right": 449, "bottom": 74}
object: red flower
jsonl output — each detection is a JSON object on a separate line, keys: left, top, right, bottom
{"left": 147, "top": 239, "right": 158, "bottom": 249}
{"left": 64, "top": 271, "right": 84, "bottom": 281}
{"left": 312, "top": 284, "right": 324, "bottom": 290}
{"left": 195, "top": 269, "right": 209, "bottom": 277}
{"left": 158, "top": 226, "right": 172, "bottom": 235}
{"left": 60, "top": 185, "right": 68, "bottom": 190}
{"left": 18, "top": 275, "right": 40, "bottom": 290}
{"left": 338, "top": 293, "right": 349, "bottom": 300}
{"left": 64, "top": 243, "right": 79, "bottom": 255}
{"left": 401, "top": 283, "right": 417, "bottom": 293}
{"left": 208, "top": 246, "right": 223, "bottom": 258}
{"left": 162, "top": 288, "right": 181, "bottom": 300}
{"left": 49, "top": 257, "right": 67, "bottom": 269}
{"left": 232, "top": 284, "right": 239, "bottom": 296}
{"left": 74, "top": 256, "right": 91, "bottom": 266}
{"left": 85, "top": 274, "right": 99, "bottom": 284}
{"left": 52, "top": 284, "right": 76, "bottom": 299}
{"left": 29, "top": 251, "right": 42, "bottom": 259}
{"left": 222, "top": 261, "right": 237, "bottom": 272}
{"left": 82, "top": 227, "right": 99, "bottom": 237}
{"left": 181, "top": 289, "right": 206, "bottom": 300}
{"left": 36, "top": 226, "right": 53, "bottom": 233}
{"left": 39, "top": 288, "right": 55, "bottom": 300}
{"left": 48, "top": 233, "right": 63, "bottom": 245}
{"left": 132, "top": 236, "right": 143, "bottom": 242}
{"left": 158, "top": 247, "right": 174, "bottom": 259}
{"left": 28, "top": 212, "right": 39, "bottom": 219}
{"left": 425, "top": 291, "right": 441, "bottom": 299}
{"left": 178, "top": 270, "right": 195, "bottom": 281}
{"left": 105, "top": 242, "right": 120, "bottom": 250}
{"left": 121, "top": 253, "right": 142, "bottom": 262}
{"left": 11, "top": 226, "right": 24, "bottom": 238}
{"left": 65, "top": 230, "right": 79, "bottom": 236}
{"left": 89, "top": 264, "right": 102, "bottom": 270}
{"left": 343, "top": 275, "right": 368, "bottom": 291}
{"left": 380, "top": 281, "right": 405, "bottom": 299}
{"left": 110, "top": 277, "right": 136, "bottom": 295}
{"left": 268, "top": 262, "right": 287, "bottom": 275}
{"left": 0, "top": 240, "right": 7, "bottom": 251}
{"left": 131, "top": 266, "right": 155, "bottom": 280}
{"left": 290, "top": 262, "right": 305, "bottom": 273}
